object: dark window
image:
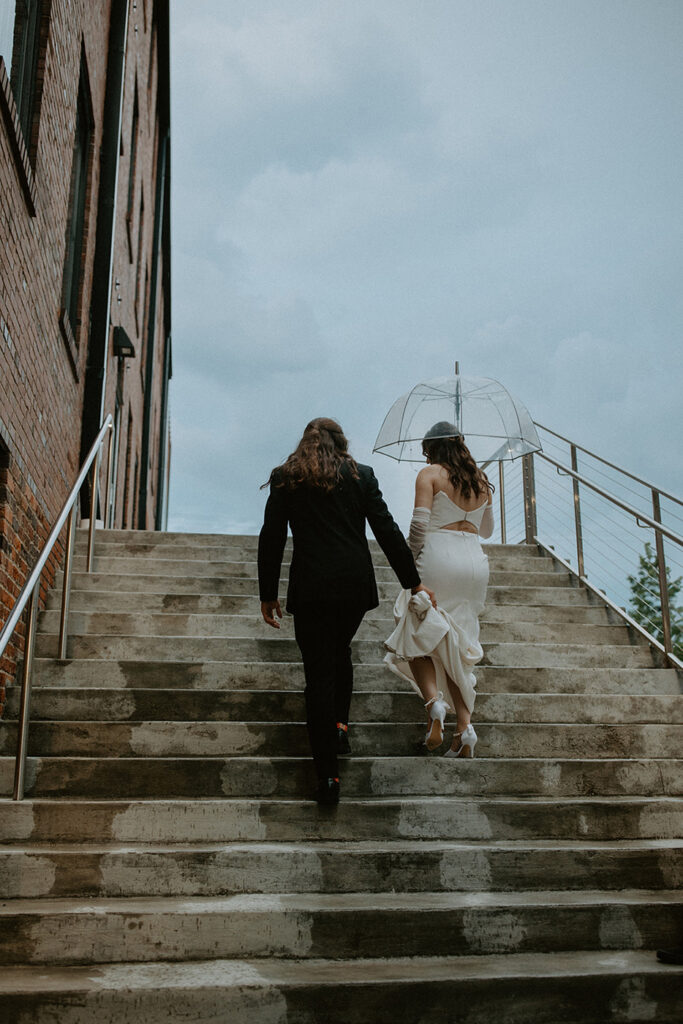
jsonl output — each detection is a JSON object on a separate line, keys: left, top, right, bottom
{"left": 61, "top": 54, "right": 93, "bottom": 335}
{"left": 0, "top": 0, "right": 42, "bottom": 142}
{"left": 135, "top": 192, "right": 145, "bottom": 331}
{"left": 0, "top": 436, "right": 9, "bottom": 557}
{"left": 122, "top": 410, "right": 133, "bottom": 529}
{"left": 127, "top": 85, "right": 139, "bottom": 221}
{"left": 132, "top": 454, "right": 139, "bottom": 529}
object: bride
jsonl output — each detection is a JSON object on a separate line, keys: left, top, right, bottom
{"left": 384, "top": 421, "right": 494, "bottom": 757}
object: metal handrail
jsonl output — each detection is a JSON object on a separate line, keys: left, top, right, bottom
{"left": 0, "top": 415, "right": 114, "bottom": 800}
{"left": 532, "top": 538, "right": 683, "bottom": 671}
{"left": 535, "top": 422, "right": 683, "bottom": 509}
{"left": 536, "top": 453, "right": 683, "bottom": 549}
{"left": 520, "top": 445, "right": 683, "bottom": 669}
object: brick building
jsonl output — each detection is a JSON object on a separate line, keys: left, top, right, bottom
{"left": 0, "top": 0, "right": 171, "bottom": 703}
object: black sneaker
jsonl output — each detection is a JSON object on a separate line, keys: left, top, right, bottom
{"left": 337, "top": 723, "right": 351, "bottom": 755}
{"left": 316, "top": 777, "right": 340, "bottom": 806}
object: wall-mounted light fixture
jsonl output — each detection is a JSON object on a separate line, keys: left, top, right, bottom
{"left": 112, "top": 325, "right": 136, "bottom": 358}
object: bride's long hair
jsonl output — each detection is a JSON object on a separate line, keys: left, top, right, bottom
{"left": 265, "top": 418, "right": 359, "bottom": 492}
{"left": 422, "top": 421, "right": 492, "bottom": 501}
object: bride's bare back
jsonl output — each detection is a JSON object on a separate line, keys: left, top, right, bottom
{"left": 415, "top": 464, "right": 492, "bottom": 533}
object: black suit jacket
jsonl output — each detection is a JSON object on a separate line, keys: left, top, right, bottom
{"left": 258, "top": 462, "right": 421, "bottom": 613}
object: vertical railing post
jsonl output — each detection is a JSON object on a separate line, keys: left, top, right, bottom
{"left": 522, "top": 454, "right": 537, "bottom": 544}
{"left": 58, "top": 504, "right": 77, "bottom": 660}
{"left": 13, "top": 586, "right": 39, "bottom": 800}
{"left": 86, "top": 447, "right": 102, "bottom": 573}
{"left": 652, "top": 490, "right": 673, "bottom": 655}
{"left": 498, "top": 460, "right": 506, "bottom": 544}
{"left": 570, "top": 444, "right": 585, "bottom": 578}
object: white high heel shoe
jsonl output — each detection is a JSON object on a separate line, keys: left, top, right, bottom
{"left": 444, "top": 723, "right": 477, "bottom": 758}
{"left": 424, "top": 692, "right": 450, "bottom": 751}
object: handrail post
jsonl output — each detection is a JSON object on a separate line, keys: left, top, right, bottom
{"left": 103, "top": 423, "right": 114, "bottom": 529}
{"left": 86, "top": 447, "right": 102, "bottom": 573}
{"left": 58, "top": 504, "right": 77, "bottom": 660}
{"left": 522, "top": 454, "right": 537, "bottom": 544}
{"left": 498, "top": 461, "right": 506, "bottom": 544}
{"left": 652, "top": 490, "right": 673, "bottom": 654}
{"left": 570, "top": 444, "right": 585, "bottom": 578}
{"left": 13, "top": 586, "right": 39, "bottom": 800}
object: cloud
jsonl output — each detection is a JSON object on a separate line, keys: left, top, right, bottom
{"left": 168, "top": 0, "right": 683, "bottom": 536}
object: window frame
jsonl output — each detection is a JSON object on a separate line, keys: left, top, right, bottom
{"left": 0, "top": 0, "right": 51, "bottom": 214}
{"left": 59, "top": 48, "right": 94, "bottom": 376}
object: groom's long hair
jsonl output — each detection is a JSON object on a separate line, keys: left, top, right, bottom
{"left": 265, "top": 418, "right": 360, "bottom": 492}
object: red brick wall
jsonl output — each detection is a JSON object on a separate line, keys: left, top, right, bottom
{"left": 0, "top": 0, "right": 171, "bottom": 703}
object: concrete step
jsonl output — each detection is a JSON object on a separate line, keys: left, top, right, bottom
{"left": 74, "top": 542, "right": 547, "bottom": 573}
{"left": 1, "top": 890, "right": 680, "bottom": 966}
{"left": 2, "top": 756, "right": 681, "bottom": 801}
{"left": 77, "top": 531, "right": 543, "bottom": 559}
{"left": 1, "top": 839, "right": 681, "bottom": 899}
{"left": 27, "top": 659, "right": 678, "bottom": 694}
{"left": 46, "top": 583, "right": 600, "bottom": 612}
{"left": 7, "top": 688, "right": 682, "bottom": 725}
{"left": 55, "top": 568, "right": 576, "bottom": 595}
{"left": 3, "top": 721, "right": 682, "bottom": 760}
{"left": 68, "top": 551, "right": 567, "bottom": 578}
{"left": 74, "top": 530, "right": 545, "bottom": 556}
{"left": 32, "top": 634, "right": 654, "bottom": 667}
{"left": 36, "top": 609, "right": 631, "bottom": 645}
{"left": 1, "top": 796, "right": 681, "bottom": 843}
{"left": 0, "top": 950, "right": 680, "bottom": 1024}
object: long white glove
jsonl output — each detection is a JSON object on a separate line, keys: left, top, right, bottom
{"left": 408, "top": 507, "right": 431, "bottom": 558}
{"left": 479, "top": 503, "right": 494, "bottom": 539}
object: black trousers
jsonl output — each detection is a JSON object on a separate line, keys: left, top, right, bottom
{"left": 293, "top": 603, "right": 366, "bottom": 781}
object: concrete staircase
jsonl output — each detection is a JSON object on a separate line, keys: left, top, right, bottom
{"left": 0, "top": 529, "right": 681, "bottom": 1022}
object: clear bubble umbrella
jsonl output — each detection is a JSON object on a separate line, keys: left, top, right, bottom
{"left": 373, "top": 368, "right": 541, "bottom": 465}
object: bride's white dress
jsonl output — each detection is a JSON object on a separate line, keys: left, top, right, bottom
{"left": 383, "top": 491, "right": 491, "bottom": 712}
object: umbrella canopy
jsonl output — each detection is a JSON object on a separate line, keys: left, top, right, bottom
{"left": 373, "top": 374, "right": 541, "bottom": 464}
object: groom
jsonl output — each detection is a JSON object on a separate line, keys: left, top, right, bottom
{"left": 258, "top": 418, "right": 434, "bottom": 805}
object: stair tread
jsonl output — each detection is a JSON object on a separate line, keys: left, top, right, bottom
{"left": 4, "top": 837, "right": 682, "bottom": 853}
{"left": 2, "top": 794, "right": 681, "bottom": 805}
{"left": 0, "top": 949, "right": 678, "bottom": 993}
{"left": 2, "top": 888, "right": 680, "bottom": 916}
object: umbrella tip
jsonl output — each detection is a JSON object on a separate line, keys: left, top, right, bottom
{"left": 454, "top": 360, "right": 460, "bottom": 375}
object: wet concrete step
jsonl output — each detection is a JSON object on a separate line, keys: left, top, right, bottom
{"left": 74, "top": 530, "right": 544, "bottom": 554}
{"left": 46, "top": 582, "right": 598, "bottom": 611}
{"left": 1, "top": 796, "right": 681, "bottom": 843}
{"left": 75, "top": 530, "right": 537, "bottom": 555}
{"left": 3, "top": 721, "right": 682, "bottom": 759}
{"left": 32, "top": 634, "right": 654, "bottom": 667}
{"left": 1, "top": 839, "right": 681, "bottom": 899}
{"left": 2, "top": 756, "right": 681, "bottom": 801}
{"left": 0, "top": 950, "right": 680, "bottom": 1024}
{"left": 62, "top": 555, "right": 570, "bottom": 579}
{"left": 8, "top": 688, "right": 682, "bottom": 725}
{"left": 27, "top": 659, "right": 677, "bottom": 693}
{"left": 36, "top": 610, "right": 630, "bottom": 644}
{"left": 1, "top": 889, "right": 681, "bottom": 966}
{"left": 73, "top": 542, "right": 547, "bottom": 573}
{"left": 1, "top": 949, "right": 680, "bottom": 1024}
{"left": 56, "top": 569, "right": 576, "bottom": 594}
{"left": 40, "top": 604, "right": 616, "bottom": 634}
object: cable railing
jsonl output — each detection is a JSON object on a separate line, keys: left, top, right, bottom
{"left": 497, "top": 424, "right": 683, "bottom": 670}
{"left": 0, "top": 416, "right": 114, "bottom": 800}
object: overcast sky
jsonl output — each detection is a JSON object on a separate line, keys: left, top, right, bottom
{"left": 167, "top": 0, "right": 682, "bottom": 538}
